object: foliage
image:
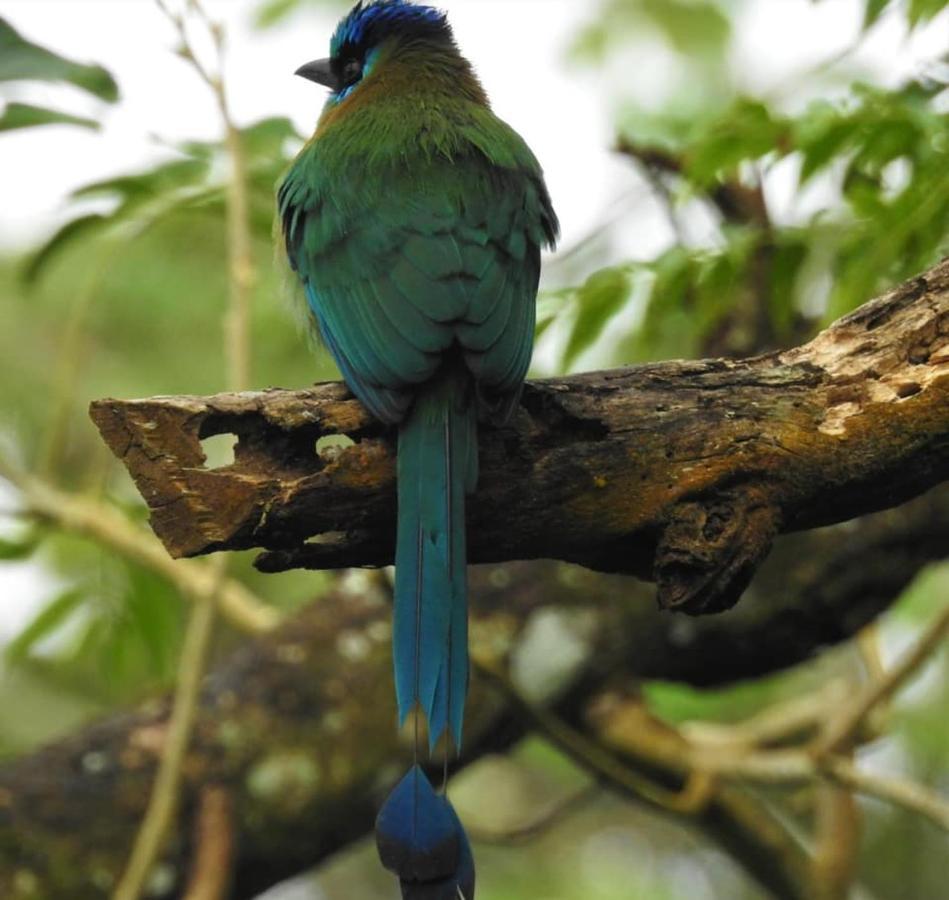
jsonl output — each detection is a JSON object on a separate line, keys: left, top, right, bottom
{"left": 253, "top": 0, "right": 348, "bottom": 28}
{"left": 536, "top": 0, "right": 949, "bottom": 372}
{"left": 0, "top": 16, "right": 117, "bottom": 133}
{"left": 24, "top": 116, "right": 303, "bottom": 282}
{"left": 570, "top": 0, "right": 730, "bottom": 63}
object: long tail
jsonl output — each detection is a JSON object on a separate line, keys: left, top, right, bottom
{"left": 394, "top": 365, "right": 477, "bottom": 749}
{"left": 376, "top": 365, "right": 478, "bottom": 898}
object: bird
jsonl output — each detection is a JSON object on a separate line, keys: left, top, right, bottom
{"left": 278, "top": 1, "right": 557, "bottom": 895}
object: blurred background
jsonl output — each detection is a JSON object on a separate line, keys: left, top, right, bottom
{"left": 0, "top": 0, "right": 947, "bottom": 898}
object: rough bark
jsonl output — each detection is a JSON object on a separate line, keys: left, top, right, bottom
{"left": 90, "top": 260, "right": 949, "bottom": 614}
{"left": 0, "top": 486, "right": 946, "bottom": 900}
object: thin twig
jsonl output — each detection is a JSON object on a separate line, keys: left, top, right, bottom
{"left": 823, "top": 757, "right": 949, "bottom": 832}
{"left": 813, "top": 780, "right": 859, "bottom": 900}
{"left": 111, "top": 6, "right": 262, "bottom": 895}
{"left": 681, "top": 681, "right": 848, "bottom": 751}
{"left": 0, "top": 459, "right": 277, "bottom": 634}
{"left": 693, "top": 749, "right": 949, "bottom": 832}
{"left": 485, "top": 671, "right": 813, "bottom": 900}
{"left": 113, "top": 557, "right": 224, "bottom": 900}
{"left": 478, "top": 662, "right": 708, "bottom": 816}
{"left": 156, "top": 0, "right": 254, "bottom": 390}
{"left": 817, "top": 603, "right": 949, "bottom": 756}
{"left": 183, "top": 785, "right": 236, "bottom": 900}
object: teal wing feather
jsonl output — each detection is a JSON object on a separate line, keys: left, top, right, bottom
{"left": 278, "top": 145, "right": 556, "bottom": 422}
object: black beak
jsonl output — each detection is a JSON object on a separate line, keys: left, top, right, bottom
{"left": 295, "top": 58, "right": 336, "bottom": 89}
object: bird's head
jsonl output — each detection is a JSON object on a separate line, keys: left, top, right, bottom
{"left": 295, "top": 0, "right": 482, "bottom": 106}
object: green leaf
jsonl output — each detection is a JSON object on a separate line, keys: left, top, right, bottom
{"left": 685, "top": 99, "right": 787, "bottom": 186}
{"left": 638, "top": 0, "right": 731, "bottom": 57}
{"left": 21, "top": 213, "right": 110, "bottom": 283}
{"left": 23, "top": 116, "right": 300, "bottom": 284}
{"left": 907, "top": 0, "right": 949, "bottom": 25}
{"left": 255, "top": 0, "right": 306, "bottom": 28}
{"left": 533, "top": 292, "right": 565, "bottom": 342}
{"left": 795, "top": 101, "right": 857, "bottom": 184}
{"left": 0, "top": 533, "right": 39, "bottom": 561}
{"left": 5, "top": 588, "right": 86, "bottom": 662}
{"left": 633, "top": 247, "right": 696, "bottom": 360}
{"left": 0, "top": 17, "right": 118, "bottom": 102}
{"left": 240, "top": 115, "right": 303, "bottom": 156}
{"left": 562, "top": 266, "right": 632, "bottom": 368}
{"left": 0, "top": 101, "right": 98, "bottom": 133}
{"left": 768, "top": 236, "right": 808, "bottom": 336}
{"left": 862, "top": 0, "right": 892, "bottom": 29}
{"left": 71, "top": 158, "right": 211, "bottom": 203}
{"left": 253, "top": 0, "right": 348, "bottom": 29}
{"left": 123, "top": 566, "right": 182, "bottom": 677}
{"left": 571, "top": 0, "right": 730, "bottom": 63}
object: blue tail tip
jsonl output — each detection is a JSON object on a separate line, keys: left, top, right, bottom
{"left": 376, "top": 765, "right": 460, "bottom": 882}
{"left": 376, "top": 765, "right": 476, "bottom": 898}
{"left": 399, "top": 818, "right": 475, "bottom": 899}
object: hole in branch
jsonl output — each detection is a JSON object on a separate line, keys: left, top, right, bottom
{"left": 200, "top": 433, "right": 237, "bottom": 469}
{"left": 316, "top": 434, "right": 355, "bottom": 462}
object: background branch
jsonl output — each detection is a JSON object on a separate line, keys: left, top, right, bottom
{"left": 1, "top": 479, "right": 945, "bottom": 898}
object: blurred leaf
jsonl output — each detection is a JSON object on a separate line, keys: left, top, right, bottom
{"left": 21, "top": 213, "right": 110, "bottom": 283}
{"left": 123, "top": 565, "right": 183, "bottom": 676}
{"left": 635, "top": 246, "right": 695, "bottom": 359}
{"left": 253, "top": 0, "right": 347, "bottom": 29}
{"left": 0, "top": 533, "right": 39, "bottom": 560}
{"left": 795, "top": 100, "right": 859, "bottom": 184}
{"left": 0, "top": 101, "right": 98, "bottom": 133}
{"left": 768, "top": 234, "right": 808, "bottom": 336}
{"left": 255, "top": 0, "right": 307, "bottom": 28}
{"left": 861, "top": 0, "right": 892, "bottom": 28}
{"left": 907, "top": 0, "right": 949, "bottom": 25}
{"left": 572, "top": 0, "right": 730, "bottom": 62}
{"left": 240, "top": 115, "right": 302, "bottom": 155}
{"left": 0, "top": 17, "right": 118, "bottom": 102}
{"left": 858, "top": 0, "right": 948, "bottom": 28}
{"left": 5, "top": 588, "right": 85, "bottom": 662}
{"left": 644, "top": 675, "right": 788, "bottom": 725}
{"left": 685, "top": 98, "right": 786, "bottom": 186}
{"left": 887, "top": 562, "right": 949, "bottom": 623}
{"left": 638, "top": 0, "right": 730, "bottom": 56}
{"left": 534, "top": 292, "right": 566, "bottom": 342}
{"left": 24, "top": 117, "right": 301, "bottom": 283}
{"left": 563, "top": 267, "right": 632, "bottom": 368}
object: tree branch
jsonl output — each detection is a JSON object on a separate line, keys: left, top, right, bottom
{"left": 816, "top": 600, "right": 949, "bottom": 755}
{"left": 0, "top": 567, "right": 814, "bottom": 900}
{"left": 90, "top": 260, "right": 949, "bottom": 614}
{"left": 0, "top": 483, "right": 944, "bottom": 900}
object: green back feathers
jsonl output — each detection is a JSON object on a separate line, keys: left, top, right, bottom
{"left": 278, "top": 42, "right": 557, "bottom": 421}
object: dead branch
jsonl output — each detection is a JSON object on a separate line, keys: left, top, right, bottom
{"left": 90, "top": 260, "right": 949, "bottom": 615}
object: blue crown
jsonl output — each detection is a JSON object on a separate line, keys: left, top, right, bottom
{"left": 331, "top": 1, "right": 450, "bottom": 57}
